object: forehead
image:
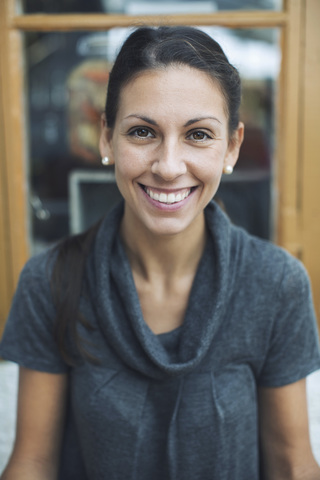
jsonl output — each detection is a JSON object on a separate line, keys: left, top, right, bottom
{"left": 116, "top": 65, "right": 228, "bottom": 122}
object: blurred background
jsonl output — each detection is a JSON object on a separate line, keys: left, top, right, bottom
{"left": 21, "top": 0, "right": 282, "bottom": 253}
{"left": 0, "top": 0, "right": 319, "bottom": 473}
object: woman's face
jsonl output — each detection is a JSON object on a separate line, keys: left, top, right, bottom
{"left": 100, "top": 65, "right": 243, "bottom": 238}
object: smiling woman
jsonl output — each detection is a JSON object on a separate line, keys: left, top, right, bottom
{"left": 100, "top": 65, "right": 243, "bottom": 241}
{"left": 0, "top": 25, "right": 319, "bottom": 480}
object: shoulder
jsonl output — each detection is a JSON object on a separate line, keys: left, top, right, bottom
{"left": 232, "top": 224, "right": 318, "bottom": 363}
{"left": 225, "top": 213, "right": 306, "bottom": 290}
{"left": 1, "top": 246, "right": 69, "bottom": 372}
{"left": 238, "top": 227, "right": 308, "bottom": 293}
{"left": 8, "top": 247, "right": 61, "bottom": 330}
{"left": 18, "top": 246, "right": 58, "bottom": 288}
{"left": 207, "top": 201, "right": 310, "bottom": 300}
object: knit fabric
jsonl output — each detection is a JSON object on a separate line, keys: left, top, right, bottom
{"left": 1, "top": 200, "right": 320, "bottom": 479}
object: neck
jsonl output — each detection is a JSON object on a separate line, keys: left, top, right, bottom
{"left": 119, "top": 208, "right": 207, "bottom": 282}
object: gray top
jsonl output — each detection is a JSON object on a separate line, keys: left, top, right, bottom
{"left": 1, "top": 200, "right": 320, "bottom": 479}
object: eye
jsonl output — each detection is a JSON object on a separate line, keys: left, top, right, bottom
{"left": 187, "top": 130, "right": 213, "bottom": 142}
{"left": 128, "top": 127, "right": 155, "bottom": 138}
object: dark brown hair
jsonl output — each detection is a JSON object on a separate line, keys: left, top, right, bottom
{"left": 52, "top": 26, "right": 242, "bottom": 364}
{"left": 51, "top": 221, "right": 102, "bottom": 365}
{"left": 106, "top": 26, "right": 241, "bottom": 137}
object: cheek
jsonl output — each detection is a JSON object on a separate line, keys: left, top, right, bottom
{"left": 114, "top": 142, "right": 151, "bottom": 179}
{"left": 193, "top": 154, "right": 225, "bottom": 184}
{"left": 114, "top": 153, "right": 144, "bottom": 194}
{"left": 203, "top": 170, "right": 223, "bottom": 190}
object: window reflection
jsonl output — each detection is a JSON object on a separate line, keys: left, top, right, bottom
{"left": 23, "top": 0, "right": 282, "bottom": 14}
{"left": 25, "top": 27, "right": 280, "bottom": 254}
{"left": 210, "top": 27, "right": 279, "bottom": 240}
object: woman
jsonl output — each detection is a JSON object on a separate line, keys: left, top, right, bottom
{"left": 1, "top": 26, "right": 320, "bottom": 480}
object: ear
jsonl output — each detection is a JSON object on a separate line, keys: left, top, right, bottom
{"left": 99, "top": 113, "right": 115, "bottom": 164}
{"left": 224, "top": 122, "right": 245, "bottom": 170}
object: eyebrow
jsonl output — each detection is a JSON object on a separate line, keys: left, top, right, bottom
{"left": 184, "top": 116, "right": 222, "bottom": 127}
{"left": 124, "top": 114, "right": 222, "bottom": 127}
{"left": 124, "top": 115, "right": 158, "bottom": 125}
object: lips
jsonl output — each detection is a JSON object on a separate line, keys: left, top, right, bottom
{"left": 141, "top": 185, "right": 193, "bottom": 204}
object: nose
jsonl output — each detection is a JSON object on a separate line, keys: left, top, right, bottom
{"left": 151, "top": 138, "right": 187, "bottom": 181}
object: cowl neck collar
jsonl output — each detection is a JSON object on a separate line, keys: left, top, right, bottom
{"left": 92, "top": 200, "right": 234, "bottom": 380}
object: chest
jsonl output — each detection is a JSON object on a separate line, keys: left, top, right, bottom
{"left": 70, "top": 357, "right": 260, "bottom": 479}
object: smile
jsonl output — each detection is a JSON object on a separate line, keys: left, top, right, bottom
{"left": 142, "top": 186, "right": 193, "bottom": 204}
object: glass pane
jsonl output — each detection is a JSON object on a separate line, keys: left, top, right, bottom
{"left": 23, "top": 0, "right": 283, "bottom": 14}
{"left": 24, "top": 27, "right": 280, "bottom": 255}
{"left": 211, "top": 27, "right": 280, "bottom": 240}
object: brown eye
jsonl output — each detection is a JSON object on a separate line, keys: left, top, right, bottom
{"left": 136, "top": 128, "right": 149, "bottom": 137}
{"left": 187, "top": 130, "right": 211, "bottom": 141}
{"left": 192, "top": 131, "right": 205, "bottom": 140}
{"left": 128, "top": 127, "right": 154, "bottom": 139}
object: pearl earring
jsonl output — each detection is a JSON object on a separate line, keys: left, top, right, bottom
{"left": 101, "top": 156, "right": 110, "bottom": 166}
{"left": 224, "top": 165, "right": 233, "bottom": 175}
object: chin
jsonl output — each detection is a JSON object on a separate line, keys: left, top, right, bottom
{"left": 142, "top": 212, "right": 204, "bottom": 238}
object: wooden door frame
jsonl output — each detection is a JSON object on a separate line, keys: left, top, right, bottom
{"left": 300, "top": 0, "right": 320, "bottom": 322}
{"left": 0, "top": 0, "right": 28, "bottom": 331}
{"left": 1, "top": 0, "right": 319, "bottom": 335}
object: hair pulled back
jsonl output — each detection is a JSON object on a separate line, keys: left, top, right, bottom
{"left": 106, "top": 26, "right": 241, "bottom": 136}
{"left": 52, "top": 27, "right": 242, "bottom": 366}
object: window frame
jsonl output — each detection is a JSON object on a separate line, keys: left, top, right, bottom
{"left": 1, "top": 0, "right": 319, "bottom": 334}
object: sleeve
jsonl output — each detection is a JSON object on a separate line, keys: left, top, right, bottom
{"left": 0, "top": 252, "right": 69, "bottom": 373}
{"left": 258, "top": 255, "right": 320, "bottom": 387}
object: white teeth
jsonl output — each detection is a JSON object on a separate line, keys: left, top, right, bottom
{"left": 167, "top": 193, "right": 175, "bottom": 204}
{"left": 146, "top": 188, "right": 191, "bottom": 204}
